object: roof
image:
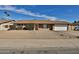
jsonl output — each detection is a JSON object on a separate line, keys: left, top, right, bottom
{"left": 15, "top": 20, "right": 70, "bottom": 24}
{"left": 0, "top": 20, "right": 14, "bottom": 24}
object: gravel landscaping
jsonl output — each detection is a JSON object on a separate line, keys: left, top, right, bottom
{"left": 0, "top": 30, "right": 78, "bottom": 54}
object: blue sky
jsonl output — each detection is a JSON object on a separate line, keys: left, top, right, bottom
{"left": 0, "top": 5, "right": 79, "bottom": 22}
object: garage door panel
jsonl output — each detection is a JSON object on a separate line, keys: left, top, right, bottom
{"left": 53, "top": 25, "right": 67, "bottom": 31}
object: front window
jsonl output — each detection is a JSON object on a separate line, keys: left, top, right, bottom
{"left": 4, "top": 25, "right": 8, "bottom": 28}
{"left": 39, "top": 24, "right": 48, "bottom": 28}
{"left": 43, "top": 24, "right": 47, "bottom": 28}
{"left": 39, "top": 24, "right": 43, "bottom": 28}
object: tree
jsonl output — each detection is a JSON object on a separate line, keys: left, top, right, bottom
{"left": 74, "top": 21, "right": 77, "bottom": 23}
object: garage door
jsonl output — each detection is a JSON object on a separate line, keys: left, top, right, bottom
{"left": 53, "top": 25, "right": 67, "bottom": 31}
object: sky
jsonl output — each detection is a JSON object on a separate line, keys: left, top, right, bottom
{"left": 0, "top": 5, "right": 79, "bottom": 22}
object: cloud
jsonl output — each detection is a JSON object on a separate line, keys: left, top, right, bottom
{"left": 0, "top": 5, "right": 57, "bottom": 20}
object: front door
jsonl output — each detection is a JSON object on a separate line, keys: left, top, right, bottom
{"left": 49, "top": 24, "right": 53, "bottom": 30}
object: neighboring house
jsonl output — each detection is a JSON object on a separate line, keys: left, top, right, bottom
{"left": 14, "top": 20, "right": 71, "bottom": 31}
{"left": 0, "top": 20, "right": 15, "bottom": 30}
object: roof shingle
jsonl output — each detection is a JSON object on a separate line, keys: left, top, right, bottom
{"left": 15, "top": 20, "right": 70, "bottom": 24}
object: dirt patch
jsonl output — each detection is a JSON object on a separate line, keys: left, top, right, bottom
{"left": 76, "top": 36, "right": 79, "bottom": 38}
{"left": 0, "top": 30, "right": 77, "bottom": 39}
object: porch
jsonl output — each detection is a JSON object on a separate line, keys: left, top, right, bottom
{"left": 14, "top": 24, "right": 54, "bottom": 31}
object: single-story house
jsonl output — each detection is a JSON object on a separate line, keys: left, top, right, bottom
{"left": 14, "top": 20, "right": 71, "bottom": 31}
{"left": 0, "top": 20, "right": 78, "bottom": 31}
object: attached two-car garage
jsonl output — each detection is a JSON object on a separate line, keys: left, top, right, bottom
{"left": 53, "top": 24, "right": 68, "bottom": 31}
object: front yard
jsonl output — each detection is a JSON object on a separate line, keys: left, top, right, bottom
{"left": 0, "top": 30, "right": 78, "bottom": 53}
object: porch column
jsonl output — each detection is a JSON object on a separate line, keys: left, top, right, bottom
{"left": 34, "top": 24, "right": 36, "bottom": 31}
{"left": 52, "top": 24, "right": 54, "bottom": 31}
{"left": 68, "top": 24, "right": 73, "bottom": 31}
{"left": 67, "top": 24, "right": 69, "bottom": 31}
{"left": 35, "top": 24, "right": 38, "bottom": 30}
{"left": 34, "top": 24, "right": 38, "bottom": 30}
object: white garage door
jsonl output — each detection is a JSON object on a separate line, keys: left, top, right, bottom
{"left": 53, "top": 25, "right": 67, "bottom": 31}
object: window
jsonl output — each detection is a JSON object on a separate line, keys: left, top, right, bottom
{"left": 9, "top": 25, "right": 14, "bottom": 28}
{"left": 39, "top": 24, "right": 43, "bottom": 28}
{"left": 39, "top": 24, "right": 48, "bottom": 28}
{"left": 43, "top": 24, "right": 47, "bottom": 28}
{"left": 4, "top": 25, "right": 8, "bottom": 28}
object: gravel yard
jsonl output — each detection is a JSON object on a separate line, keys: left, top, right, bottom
{"left": 0, "top": 30, "right": 77, "bottom": 39}
{"left": 0, "top": 30, "right": 78, "bottom": 54}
